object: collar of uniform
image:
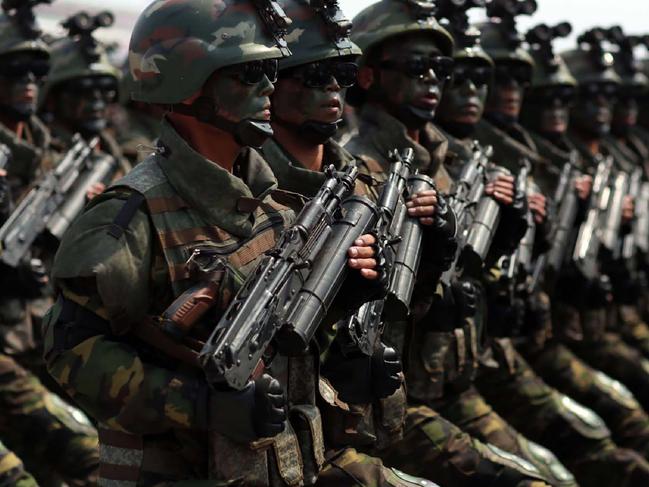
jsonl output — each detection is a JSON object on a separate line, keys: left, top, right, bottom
{"left": 156, "top": 119, "right": 278, "bottom": 238}
{"left": 261, "top": 137, "right": 354, "bottom": 197}
{"left": 354, "top": 103, "right": 447, "bottom": 175}
{"left": 435, "top": 126, "right": 476, "bottom": 181}
{"left": 0, "top": 116, "right": 49, "bottom": 187}
{"left": 474, "top": 120, "right": 547, "bottom": 174}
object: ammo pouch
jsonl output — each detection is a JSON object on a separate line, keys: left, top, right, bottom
{"left": 211, "top": 403, "right": 325, "bottom": 487}
{"left": 317, "top": 378, "right": 406, "bottom": 452}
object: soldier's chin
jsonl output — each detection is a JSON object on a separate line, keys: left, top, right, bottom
{"left": 4, "top": 102, "right": 35, "bottom": 121}
{"left": 406, "top": 105, "right": 436, "bottom": 122}
{"left": 79, "top": 118, "right": 107, "bottom": 135}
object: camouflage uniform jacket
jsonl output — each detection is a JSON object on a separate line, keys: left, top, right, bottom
{"left": 42, "top": 119, "right": 326, "bottom": 486}
{"left": 261, "top": 136, "right": 408, "bottom": 452}
{"left": 344, "top": 105, "right": 465, "bottom": 403}
{"left": 0, "top": 116, "right": 56, "bottom": 357}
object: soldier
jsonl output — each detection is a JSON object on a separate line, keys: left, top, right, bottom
{"left": 42, "top": 0, "right": 385, "bottom": 485}
{"left": 559, "top": 30, "right": 649, "bottom": 413}
{"left": 0, "top": 440, "right": 37, "bottom": 487}
{"left": 519, "top": 21, "right": 649, "bottom": 459}
{"left": 600, "top": 27, "right": 649, "bottom": 358}
{"left": 466, "top": 11, "right": 649, "bottom": 485}
{"left": 344, "top": 1, "right": 552, "bottom": 486}
{"left": 262, "top": 1, "right": 437, "bottom": 485}
{"left": 0, "top": 3, "right": 99, "bottom": 485}
{"left": 39, "top": 10, "right": 130, "bottom": 199}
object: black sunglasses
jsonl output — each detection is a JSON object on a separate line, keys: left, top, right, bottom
{"left": 528, "top": 85, "right": 577, "bottom": 105}
{"left": 288, "top": 60, "right": 358, "bottom": 89}
{"left": 494, "top": 65, "right": 532, "bottom": 86}
{"left": 380, "top": 56, "right": 454, "bottom": 81}
{"left": 63, "top": 76, "right": 118, "bottom": 102}
{"left": 230, "top": 59, "right": 279, "bottom": 85}
{"left": 579, "top": 82, "right": 618, "bottom": 99}
{"left": 450, "top": 65, "right": 493, "bottom": 88}
{"left": 0, "top": 59, "right": 50, "bottom": 79}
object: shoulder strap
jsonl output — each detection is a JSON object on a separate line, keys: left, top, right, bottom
{"left": 107, "top": 192, "right": 146, "bottom": 239}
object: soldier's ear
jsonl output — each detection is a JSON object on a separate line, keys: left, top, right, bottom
{"left": 357, "top": 65, "right": 375, "bottom": 91}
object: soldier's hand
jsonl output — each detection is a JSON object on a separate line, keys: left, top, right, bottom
{"left": 485, "top": 174, "right": 515, "bottom": 205}
{"left": 575, "top": 175, "right": 592, "bottom": 200}
{"left": 406, "top": 189, "right": 438, "bottom": 225}
{"left": 86, "top": 182, "right": 106, "bottom": 201}
{"left": 528, "top": 192, "right": 547, "bottom": 224}
{"left": 622, "top": 195, "right": 634, "bottom": 223}
{"left": 252, "top": 374, "right": 287, "bottom": 438}
{"left": 371, "top": 344, "right": 403, "bottom": 399}
{"left": 348, "top": 233, "right": 379, "bottom": 280}
{"left": 209, "top": 373, "right": 286, "bottom": 443}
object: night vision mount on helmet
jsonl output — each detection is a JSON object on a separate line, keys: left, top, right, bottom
{"left": 604, "top": 26, "right": 649, "bottom": 93}
{"left": 0, "top": 0, "right": 50, "bottom": 58}
{"left": 526, "top": 22, "right": 576, "bottom": 88}
{"left": 435, "top": 0, "right": 493, "bottom": 66}
{"left": 560, "top": 28, "right": 622, "bottom": 86}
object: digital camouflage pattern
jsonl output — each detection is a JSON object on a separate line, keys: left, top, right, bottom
{"left": 128, "top": 0, "right": 290, "bottom": 104}
{"left": 0, "top": 354, "right": 98, "bottom": 487}
{"left": 278, "top": 0, "right": 361, "bottom": 70}
{"left": 350, "top": 0, "right": 454, "bottom": 58}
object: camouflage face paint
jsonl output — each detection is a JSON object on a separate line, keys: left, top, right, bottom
{"left": 571, "top": 89, "right": 614, "bottom": 138}
{"left": 0, "top": 53, "right": 47, "bottom": 121}
{"left": 272, "top": 75, "right": 345, "bottom": 126}
{"left": 372, "top": 33, "right": 445, "bottom": 128}
{"left": 437, "top": 63, "right": 488, "bottom": 126}
{"left": 202, "top": 64, "right": 275, "bottom": 123}
{"left": 612, "top": 95, "right": 639, "bottom": 133}
{"left": 55, "top": 76, "right": 117, "bottom": 134}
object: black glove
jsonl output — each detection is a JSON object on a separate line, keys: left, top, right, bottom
{"left": 425, "top": 194, "right": 458, "bottom": 272}
{"left": 371, "top": 343, "right": 403, "bottom": 399}
{"left": 210, "top": 374, "right": 286, "bottom": 443}
{"left": 452, "top": 279, "right": 477, "bottom": 319}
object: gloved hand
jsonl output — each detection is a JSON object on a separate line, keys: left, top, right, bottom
{"left": 451, "top": 279, "right": 477, "bottom": 318}
{"left": 371, "top": 343, "right": 403, "bottom": 399}
{"left": 210, "top": 373, "right": 286, "bottom": 443}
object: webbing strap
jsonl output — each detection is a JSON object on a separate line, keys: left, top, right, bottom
{"left": 107, "top": 192, "right": 146, "bottom": 239}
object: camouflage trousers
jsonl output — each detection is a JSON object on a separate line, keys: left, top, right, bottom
{"left": 477, "top": 338, "right": 649, "bottom": 487}
{"left": 317, "top": 448, "right": 439, "bottom": 487}
{"left": 614, "top": 304, "right": 649, "bottom": 359}
{"left": 374, "top": 405, "right": 551, "bottom": 487}
{"left": 0, "top": 440, "right": 37, "bottom": 487}
{"left": 569, "top": 331, "right": 649, "bottom": 413}
{"left": 432, "top": 385, "right": 576, "bottom": 487}
{"left": 0, "top": 353, "right": 99, "bottom": 487}
{"left": 522, "top": 339, "right": 649, "bottom": 459}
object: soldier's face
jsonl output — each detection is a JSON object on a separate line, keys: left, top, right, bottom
{"left": 522, "top": 86, "right": 575, "bottom": 136}
{"left": 571, "top": 82, "right": 617, "bottom": 138}
{"left": 272, "top": 59, "right": 357, "bottom": 126}
{"left": 437, "top": 61, "right": 490, "bottom": 126}
{"left": 486, "top": 62, "right": 532, "bottom": 120}
{"left": 0, "top": 52, "right": 49, "bottom": 121}
{"left": 54, "top": 76, "right": 117, "bottom": 135}
{"left": 612, "top": 95, "right": 638, "bottom": 132}
{"left": 203, "top": 62, "right": 275, "bottom": 123}
{"left": 374, "top": 34, "right": 449, "bottom": 127}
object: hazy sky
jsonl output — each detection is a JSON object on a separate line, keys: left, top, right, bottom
{"left": 36, "top": 0, "right": 649, "bottom": 55}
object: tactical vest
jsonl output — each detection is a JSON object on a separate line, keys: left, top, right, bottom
{"left": 97, "top": 157, "right": 324, "bottom": 487}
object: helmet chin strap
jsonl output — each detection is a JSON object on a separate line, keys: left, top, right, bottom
{"left": 171, "top": 96, "right": 273, "bottom": 149}
{"left": 273, "top": 114, "right": 341, "bottom": 145}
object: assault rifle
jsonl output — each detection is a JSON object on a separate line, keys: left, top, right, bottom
{"left": 0, "top": 135, "right": 98, "bottom": 267}
{"left": 344, "top": 148, "right": 415, "bottom": 355}
{"left": 600, "top": 169, "right": 629, "bottom": 255}
{"left": 504, "top": 160, "right": 533, "bottom": 286}
{"left": 621, "top": 167, "right": 643, "bottom": 261}
{"left": 573, "top": 155, "right": 613, "bottom": 280}
{"left": 530, "top": 151, "right": 580, "bottom": 292}
{"left": 635, "top": 182, "right": 649, "bottom": 256}
{"left": 200, "top": 164, "right": 382, "bottom": 390}
{"left": 440, "top": 142, "right": 492, "bottom": 285}
{"left": 0, "top": 144, "right": 9, "bottom": 171}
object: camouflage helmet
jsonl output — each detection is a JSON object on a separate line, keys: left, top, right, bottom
{"left": 435, "top": 1, "right": 493, "bottom": 67}
{"left": 525, "top": 23, "right": 576, "bottom": 89}
{"left": 0, "top": 1, "right": 49, "bottom": 59}
{"left": 561, "top": 29, "right": 622, "bottom": 86}
{"left": 278, "top": 0, "right": 361, "bottom": 70}
{"left": 128, "top": 0, "right": 292, "bottom": 104}
{"left": 351, "top": 0, "right": 454, "bottom": 59}
{"left": 477, "top": 20, "right": 534, "bottom": 68}
{"left": 40, "top": 11, "right": 121, "bottom": 104}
